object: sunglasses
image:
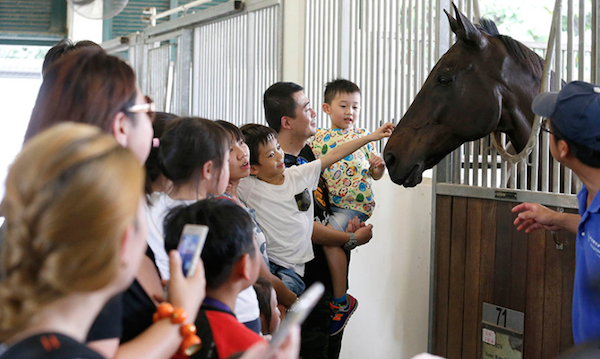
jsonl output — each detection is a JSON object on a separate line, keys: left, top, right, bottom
{"left": 127, "top": 96, "right": 155, "bottom": 121}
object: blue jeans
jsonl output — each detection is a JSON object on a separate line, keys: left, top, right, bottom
{"left": 270, "top": 263, "right": 306, "bottom": 295}
{"left": 328, "top": 206, "right": 369, "bottom": 232}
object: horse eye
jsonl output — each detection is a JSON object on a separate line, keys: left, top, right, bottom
{"left": 436, "top": 75, "right": 453, "bottom": 86}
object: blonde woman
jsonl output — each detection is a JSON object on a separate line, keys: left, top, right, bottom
{"left": 0, "top": 124, "right": 201, "bottom": 358}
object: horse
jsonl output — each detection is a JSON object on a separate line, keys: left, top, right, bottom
{"left": 383, "top": 3, "right": 544, "bottom": 187}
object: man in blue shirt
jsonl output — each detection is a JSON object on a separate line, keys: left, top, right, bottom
{"left": 513, "top": 81, "right": 600, "bottom": 344}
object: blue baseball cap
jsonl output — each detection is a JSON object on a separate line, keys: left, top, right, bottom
{"left": 532, "top": 81, "right": 600, "bottom": 151}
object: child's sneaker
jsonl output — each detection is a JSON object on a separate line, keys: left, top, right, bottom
{"left": 329, "top": 294, "right": 358, "bottom": 336}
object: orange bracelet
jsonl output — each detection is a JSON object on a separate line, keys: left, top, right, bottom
{"left": 153, "top": 303, "right": 202, "bottom": 357}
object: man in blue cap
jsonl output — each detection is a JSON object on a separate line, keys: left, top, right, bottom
{"left": 513, "top": 81, "right": 600, "bottom": 344}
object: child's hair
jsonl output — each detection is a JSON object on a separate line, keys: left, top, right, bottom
{"left": 163, "top": 198, "right": 256, "bottom": 290}
{"left": 253, "top": 277, "right": 276, "bottom": 332}
{"left": 215, "top": 120, "right": 244, "bottom": 142}
{"left": 145, "top": 112, "right": 178, "bottom": 194}
{"left": 157, "top": 117, "right": 230, "bottom": 188}
{"left": 26, "top": 48, "right": 138, "bottom": 142}
{"left": 263, "top": 82, "right": 304, "bottom": 132}
{"left": 324, "top": 79, "right": 361, "bottom": 104}
{"left": 240, "top": 124, "right": 278, "bottom": 166}
{"left": 0, "top": 123, "right": 143, "bottom": 341}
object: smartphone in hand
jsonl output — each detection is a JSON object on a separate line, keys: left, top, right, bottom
{"left": 177, "top": 224, "right": 209, "bottom": 277}
{"left": 266, "top": 282, "right": 325, "bottom": 356}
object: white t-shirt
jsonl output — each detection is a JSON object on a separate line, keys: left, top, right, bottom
{"left": 238, "top": 160, "right": 322, "bottom": 276}
{"left": 145, "top": 192, "right": 259, "bottom": 324}
{"left": 145, "top": 192, "right": 194, "bottom": 280}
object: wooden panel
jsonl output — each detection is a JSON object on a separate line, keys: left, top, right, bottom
{"left": 434, "top": 195, "right": 453, "bottom": 357}
{"left": 447, "top": 197, "right": 468, "bottom": 359}
{"left": 559, "top": 217, "right": 576, "bottom": 352}
{"left": 479, "top": 200, "right": 497, "bottom": 304}
{"left": 494, "top": 202, "right": 513, "bottom": 308}
{"left": 523, "top": 227, "right": 546, "bottom": 359}
{"left": 434, "top": 197, "right": 577, "bottom": 358}
{"left": 509, "top": 203, "right": 528, "bottom": 313}
{"left": 541, "top": 229, "right": 563, "bottom": 358}
{"left": 461, "top": 198, "right": 483, "bottom": 359}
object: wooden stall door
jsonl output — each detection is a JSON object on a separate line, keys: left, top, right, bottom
{"left": 433, "top": 195, "right": 576, "bottom": 359}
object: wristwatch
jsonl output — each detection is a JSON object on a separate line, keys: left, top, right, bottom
{"left": 343, "top": 233, "right": 358, "bottom": 251}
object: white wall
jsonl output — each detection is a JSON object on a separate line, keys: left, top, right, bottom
{"left": 340, "top": 176, "right": 433, "bottom": 359}
{"left": 279, "top": 3, "right": 434, "bottom": 356}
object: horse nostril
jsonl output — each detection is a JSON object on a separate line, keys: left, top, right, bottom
{"left": 384, "top": 152, "right": 396, "bottom": 168}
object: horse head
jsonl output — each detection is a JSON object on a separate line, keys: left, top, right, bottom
{"left": 384, "top": 3, "right": 543, "bottom": 187}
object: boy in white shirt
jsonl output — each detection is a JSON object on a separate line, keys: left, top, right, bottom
{"left": 238, "top": 122, "right": 393, "bottom": 333}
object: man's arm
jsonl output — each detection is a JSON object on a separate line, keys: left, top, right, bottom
{"left": 311, "top": 222, "right": 372, "bottom": 247}
{"left": 319, "top": 123, "right": 394, "bottom": 170}
{"left": 512, "top": 202, "right": 580, "bottom": 234}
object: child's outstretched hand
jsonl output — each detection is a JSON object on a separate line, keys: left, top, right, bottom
{"left": 370, "top": 122, "right": 395, "bottom": 140}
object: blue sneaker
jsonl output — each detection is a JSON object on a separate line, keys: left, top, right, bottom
{"left": 329, "top": 294, "right": 358, "bottom": 336}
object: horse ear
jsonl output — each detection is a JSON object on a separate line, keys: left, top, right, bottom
{"left": 448, "top": 2, "right": 487, "bottom": 49}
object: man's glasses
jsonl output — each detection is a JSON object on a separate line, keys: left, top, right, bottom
{"left": 541, "top": 118, "right": 554, "bottom": 136}
{"left": 127, "top": 96, "right": 155, "bottom": 121}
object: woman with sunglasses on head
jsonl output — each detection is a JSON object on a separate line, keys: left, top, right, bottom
{"left": 23, "top": 47, "right": 206, "bottom": 359}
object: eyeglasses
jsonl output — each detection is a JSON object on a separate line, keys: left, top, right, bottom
{"left": 541, "top": 118, "right": 554, "bottom": 135}
{"left": 127, "top": 96, "right": 155, "bottom": 121}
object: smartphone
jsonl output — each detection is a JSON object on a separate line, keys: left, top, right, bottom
{"left": 177, "top": 224, "right": 209, "bottom": 277}
{"left": 266, "top": 282, "right": 325, "bottom": 355}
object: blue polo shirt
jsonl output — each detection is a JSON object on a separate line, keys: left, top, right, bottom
{"left": 573, "top": 184, "right": 600, "bottom": 344}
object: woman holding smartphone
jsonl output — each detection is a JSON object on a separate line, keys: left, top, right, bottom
{"left": 23, "top": 47, "right": 206, "bottom": 359}
{"left": 0, "top": 124, "right": 148, "bottom": 358}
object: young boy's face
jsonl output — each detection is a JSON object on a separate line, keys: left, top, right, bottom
{"left": 323, "top": 91, "right": 361, "bottom": 130}
{"left": 251, "top": 137, "right": 285, "bottom": 180}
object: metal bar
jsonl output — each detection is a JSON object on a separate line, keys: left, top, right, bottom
{"left": 531, "top": 127, "right": 539, "bottom": 191}
{"left": 482, "top": 137, "right": 489, "bottom": 187}
{"left": 152, "top": 0, "right": 217, "bottom": 21}
{"left": 567, "top": 0, "right": 574, "bottom": 82}
{"left": 463, "top": 141, "right": 469, "bottom": 185}
{"left": 413, "top": 0, "right": 419, "bottom": 97}
{"left": 407, "top": 0, "right": 413, "bottom": 107}
{"left": 435, "top": 183, "right": 579, "bottom": 209}
{"left": 452, "top": 147, "right": 460, "bottom": 184}
{"left": 579, "top": 0, "right": 585, "bottom": 80}
{"left": 542, "top": 131, "right": 550, "bottom": 192}
{"left": 246, "top": 10, "right": 256, "bottom": 123}
{"left": 473, "top": 139, "right": 480, "bottom": 186}
{"left": 518, "top": 157, "right": 527, "bottom": 190}
{"left": 491, "top": 146, "right": 498, "bottom": 188}
{"left": 145, "top": 1, "right": 245, "bottom": 37}
{"left": 400, "top": 0, "right": 406, "bottom": 114}
{"left": 192, "top": 27, "right": 200, "bottom": 116}
{"left": 375, "top": 0, "right": 383, "bottom": 132}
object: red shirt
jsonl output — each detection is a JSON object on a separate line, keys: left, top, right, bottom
{"left": 205, "top": 309, "right": 265, "bottom": 358}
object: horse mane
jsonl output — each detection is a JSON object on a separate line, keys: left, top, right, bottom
{"left": 477, "top": 18, "right": 544, "bottom": 80}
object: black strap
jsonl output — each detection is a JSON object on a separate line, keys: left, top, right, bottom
{"left": 0, "top": 333, "right": 105, "bottom": 359}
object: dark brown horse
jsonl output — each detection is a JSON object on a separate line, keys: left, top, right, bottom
{"left": 383, "top": 4, "right": 544, "bottom": 187}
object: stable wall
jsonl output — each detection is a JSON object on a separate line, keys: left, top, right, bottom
{"left": 340, "top": 176, "right": 433, "bottom": 359}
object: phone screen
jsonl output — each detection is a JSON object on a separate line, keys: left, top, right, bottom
{"left": 266, "top": 282, "right": 325, "bottom": 355}
{"left": 177, "top": 224, "right": 208, "bottom": 277}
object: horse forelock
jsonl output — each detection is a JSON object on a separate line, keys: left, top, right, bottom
{"left": 477, "top": 18, "right": 544, "bottom": 81}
